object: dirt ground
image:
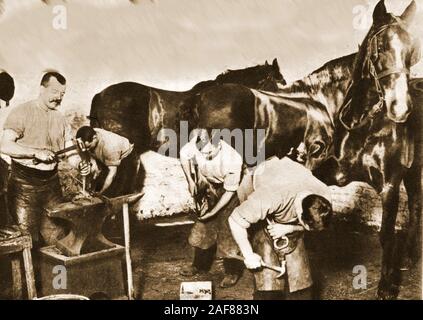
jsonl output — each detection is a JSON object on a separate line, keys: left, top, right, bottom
{"left": 0, "top": 219, "right": 420, "bottom": 300}
{"left": 128, "top": 221, "right": 421, "bottom": 300}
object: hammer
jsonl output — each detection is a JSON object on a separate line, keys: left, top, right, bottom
{"left": 230, "top": 254, "right": 286, "bottom": 278}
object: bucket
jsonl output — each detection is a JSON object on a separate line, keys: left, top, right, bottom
{"left": 35, "top": 294, "right": 89, "bottom": 300}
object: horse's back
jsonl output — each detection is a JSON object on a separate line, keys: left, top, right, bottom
{"left": 90, "top": 81, "right": 152, "bottom": 151}
{"left": 195, "top": 83, "right": 256, "bottom": 129}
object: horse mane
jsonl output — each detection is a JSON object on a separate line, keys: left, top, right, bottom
{"left": 214, "top": 63, "right": 272, "bottom": 84}
{"left": 285, "top": 54, "right": 355, "bottom": 96}
{"left": 191, "top": 61, "right": 281, "bottom": 91}
{"left": 284, "top": 14, "right": 403, "bottom": 98}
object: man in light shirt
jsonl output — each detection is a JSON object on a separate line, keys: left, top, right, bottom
{"left": 179, "top": 129, "right": 244, "bottom": 288}
{"left": 229, "top": 156, "right": 332, "bottom": 300}
{"left": 0, "top": 72, "right": 71, "bottom": 246}
{"left": 76, "top": 126, "right": 138, "bottom": 197}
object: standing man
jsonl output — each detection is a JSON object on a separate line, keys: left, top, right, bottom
{"left": 75, "top": 125, "right": 139, "bottom": 197}
{"left": 0, "top": 72, "right": 71, "bottom": 246}
{"left": 228, "top": 156, "right": 332, "bottom": 300}
{"left": 179, "top": 129, "right": 244, "bottom": 288}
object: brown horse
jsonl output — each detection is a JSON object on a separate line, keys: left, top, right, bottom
{"left": 191, "top": 84, "right": 334, "bottom": 171}
{"left": 89, "top": 59, "right": 285, "bottom": 193}
{"left": 279, "top": 0, "right": 421, "bottom": 299}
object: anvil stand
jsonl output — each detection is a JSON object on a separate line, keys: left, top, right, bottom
{"left": 39, "top": 193, "right": 143, "bottom": 300}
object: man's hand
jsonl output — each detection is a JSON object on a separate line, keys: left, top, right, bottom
{"left": 198, "top": 208, "right": 217, "bottom": 221}
{"left": 78, "top": 161, "right": 91, "bottom": 176}
{"left": 34, "top": 149, "right": 55, "bottom": 163}
{"left": 188, "top": 181, "right": 197, "bottom": 196}
{"left": 243, "top": 253, "right": 263, "bottom": 269}
{"left": 266, "top": 224, "right": 296, "bottom": 240}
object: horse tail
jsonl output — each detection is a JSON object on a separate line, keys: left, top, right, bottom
{"left": 89, "top": 92, "right": 101, "bottom": 128}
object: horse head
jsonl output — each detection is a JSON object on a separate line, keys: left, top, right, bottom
{"left": 339, "top": 0, "right": 420, "bottom": 129}
{"left": 0, "top": 70, "right": 15, "bottom": 106}
{"left": 215, "top": 58, "right": 286, "bottom": 90}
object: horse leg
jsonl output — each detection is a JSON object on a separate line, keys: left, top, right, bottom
{"left": 377, "top": 176, "right": 403, "bottom": 300}
{"left": 402, "top": 164, "right": 422, "bottom": 269}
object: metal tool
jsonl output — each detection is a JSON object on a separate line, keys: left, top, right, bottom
{"left": 69, "top": 174, "right": 111, "bottom": 205}
{"left": 265, "top": 217, "right": 289, "bottom": 276}
{"left": 73, "top": 138, "right": 90, "bottom": 194}
{"left": 266, "top": 218, "right": 290, "bottom": 250}
{"left": 231, "top": 254, "right": 286, "bottom": 278}
{"left": 32, "top": 138, "right": 87, "bottom": 167}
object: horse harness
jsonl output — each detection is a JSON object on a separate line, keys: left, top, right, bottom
{"left": 339, "top": 17, "right": 420, "bottom": 131}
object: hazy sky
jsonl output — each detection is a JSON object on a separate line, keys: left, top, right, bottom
{"left": 0, "top": 0, "right": 422, "bottom": 113}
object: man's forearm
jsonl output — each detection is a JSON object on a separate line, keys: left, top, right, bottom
{"left": 208, "top": 191, "right": 234, "bottom": 216}
{"left": 99, "top": 167, "right": 117, "bottom": 193}
{"left": 181, "top": 159, "right": 195, "bottom": 185}
{"left": 0, "top": 141, "right": 38, "bottom": 159}
{"left": 228, "top": 216, "right": 254, "bottom": 258}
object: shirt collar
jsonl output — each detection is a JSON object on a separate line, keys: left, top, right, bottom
{"left": 36, "top": 100, "right": 54, "bottom": 112}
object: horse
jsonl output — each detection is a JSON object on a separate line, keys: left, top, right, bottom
{"left": 277, "top": 0, "right": 421, "bottom": 299}
{"left": 190, "top": 83, "right": 334, "bottom": 171}
{"left": 89, "top": 58, "right": 285, "bottom": 194}
{"left": 0, "top": 70, "right": 15, "bottom": 107}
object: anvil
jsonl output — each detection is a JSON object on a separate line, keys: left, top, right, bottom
{"left": 44, "top": 193, "right": 143, "bottom": 257}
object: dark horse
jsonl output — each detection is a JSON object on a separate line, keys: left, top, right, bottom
{"left": 0, "top": 69, "right": 14, "bottom": 107}
{"left": 89, "top": 59, "right": 285, "bottom": 190}
{"left": 279, "top": 0, "right": 421, "bottom": 299}
{"left": 191, "top": 84, "right": 334, "bottom": 171}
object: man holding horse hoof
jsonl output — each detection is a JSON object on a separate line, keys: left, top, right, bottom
{"left": 179, "top": 129, "right": 244, "bottom": 288}
{"left": 228, "top": 157, "right": 332, "bottom": 300}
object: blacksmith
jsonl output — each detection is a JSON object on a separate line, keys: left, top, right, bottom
{"left": 179, "top": 129, "right": 244, "bottom": 288}
{"left": 76, "top": 126, "right": 139, "bottom": 197}
{"left": 228, "top": 156, "right": 332, "bottom": 300}
{"left": 0, "top": 72, "right": 71, "bottom": 246}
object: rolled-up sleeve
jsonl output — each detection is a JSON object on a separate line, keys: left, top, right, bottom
{"left": 222, "top": 149, "right": 243, "bottom": 192}
{"left": 230, "top": 187, "right": 282, "bottom": 228}
{"left": 179, "top": 141, "right": 196, "bottom": 161}
{"left": 3, "top": 106, "right": 25, "bottom": 138}
{"left": 223, "top": 169, "right": 242, "bottom": 192}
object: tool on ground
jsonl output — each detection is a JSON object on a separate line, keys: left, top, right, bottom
{"left": 231, "top": 254, "right": 285, "bottom": 278}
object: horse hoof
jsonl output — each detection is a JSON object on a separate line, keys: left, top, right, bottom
{"left": 377, "top": 284, "right": 399, "bottom": 300}
{"left": 400, "top": 257, "right": 412, "bottom": 271}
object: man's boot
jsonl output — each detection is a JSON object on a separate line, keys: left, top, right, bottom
{"left": 180, "top": 246, "right": 215, "bottom": 276}
{"left": 219, "top": 258, "right": 243, "bottom": 288}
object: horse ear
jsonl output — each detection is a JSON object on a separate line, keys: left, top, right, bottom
{"left": 372, "top": 0, "right": 388, "bottom": 26}
{"left": 272, "top": 58, "right": 279, "bottom": 69}
{"left": 265, "top": 60, "right": 269, "bottom": 66}
{"left": 400, "top": 0, "right": 417, "bottom": 27}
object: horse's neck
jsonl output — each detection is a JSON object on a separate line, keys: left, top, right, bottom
{"left": 280, "top": 54, "right": 356, "bottom": 123}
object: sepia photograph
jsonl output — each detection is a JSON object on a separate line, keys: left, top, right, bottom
{"left": 0, "top": 0, "right": 422, "bottom": 303}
